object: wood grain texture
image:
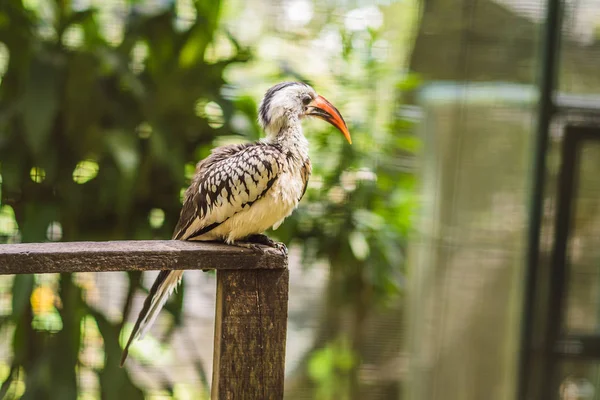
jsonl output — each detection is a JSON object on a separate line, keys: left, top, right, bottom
{"left": 212, "top": 268, "right": 289, "bottom": 400}
{"left": 0, "top": 240, "right": 287, "bottom": 275}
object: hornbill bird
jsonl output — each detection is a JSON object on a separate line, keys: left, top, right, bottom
{"left": 120, "top": 81, "right": 351, "bottom": 366}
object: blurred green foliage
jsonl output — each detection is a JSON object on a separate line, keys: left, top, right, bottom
{"left": 0, "top": 0, "right": 249, "bottom": 398}
{"left": 308, "top": 336, "right": 356, "bottom": 400}
{"left": 0, "top": 0, "right": 416, "bottom": 398}
{"left": 259, "top": 11, "right": 417, "bottom": 399}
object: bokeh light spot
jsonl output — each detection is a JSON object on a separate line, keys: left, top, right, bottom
{"left": 30, "top": 167, "right": 46, "bottom": 183}
{"left": 46, "top": 221, "right": 62, "bottom": 241}
{"left": 149, "top": 208, "right": 165, "bottom": 229}
{"left": 73, "top": 160, "right": 99, "bottom": 184}
{"left": 62, "top": 24, "right": 84, "bottom": 49}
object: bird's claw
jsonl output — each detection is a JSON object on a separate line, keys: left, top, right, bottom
{"left": 250, "top": 243, "right": 265, "bottom": 253}
{"left": 258, "top": 237, "right": 287, "bottom": 256}
{"left": 234, "top": 242, "right": 265, "bottom": 253}
{"left": 241, "top": 234, "right": 288, "bottom": 256}
{"left": 259, "top": 240, "right": 287, "bottom": 257}
{"left": 273, "top": 242, "right": 288, "bottom": 256}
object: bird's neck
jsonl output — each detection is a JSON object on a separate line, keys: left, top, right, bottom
{"left": 265, "top": 117, "right": 309, "bottom": 162}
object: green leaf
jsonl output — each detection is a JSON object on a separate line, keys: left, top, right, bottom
{"left": 179, "top": 29, "right": 208, "bottom": 68}
{"left": 20, "top": 56, "right": 61, "bottom": 158}
{"left": 11, "top": 274, "right": 33, "bottom": 319}
{"left": 348, "top": 231, "right": 369, "bottom": 260}
{"left": 308, "top": 346, "right": 333, "bottom": 382}
{"left": 89, "top": 308, "right": 145, "bottom": 400}
{"left": 104, "top": 130, "right": 140, "bottom": 181}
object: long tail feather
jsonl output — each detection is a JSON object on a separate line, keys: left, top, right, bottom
{"left": 120, "top": 270, "right": 184, "bottom": 366}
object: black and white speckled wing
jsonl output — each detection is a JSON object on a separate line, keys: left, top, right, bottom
{"left": 299, "top": 159, "right": 312, "bottom": 201}
{"left": 172, "top": 143, "right": 283, "bottom": 241}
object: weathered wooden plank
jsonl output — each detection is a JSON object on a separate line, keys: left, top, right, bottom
{"left": 0, "top": 241, "right": 287, "bottom": 275}
{"left": 211, "top": 268, "right": 289, "bottom": 400}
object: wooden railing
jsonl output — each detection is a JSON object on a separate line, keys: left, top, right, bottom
{"left": 0, "top": 240, "right": 289, "bottom": 400}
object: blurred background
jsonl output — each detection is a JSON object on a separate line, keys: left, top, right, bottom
{"left": 1, "top": 0, "right": 600, "bottom": 399}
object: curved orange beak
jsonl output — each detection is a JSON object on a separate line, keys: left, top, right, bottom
{"left": 308, "top": 95, "right": 352, "bottom": 144}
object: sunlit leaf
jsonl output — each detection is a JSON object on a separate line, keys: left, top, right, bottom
{"left": 130, "top": 41, "right": 149, "bottom": 74}
{"left": 0, "top": 43, "right": 9, "bottom": 84}
{"left": 32, "top": 309, "right": 63, "bottom": 332}
{"left": 179, "top": 29, "right": 208, "bottom": 68}
{"left": 348, "top": 230, "right": 369, "bottom": 260}
{"left": 308, "top": 346, "right": 333, "bottom": 382}
{"left": 204, "top": 101, "right": 224, "bottom": 128}
{"left": 0, "top": 205, "right": 18, "bottom": 236}
{"left": 72, "top": 160, "right": 99, "bottom": 184}
{"left": 0, "top": 363, "right": 8, "bottom": 383}
{"left": 79, "top": 315, "right": 105, "bottom": 369}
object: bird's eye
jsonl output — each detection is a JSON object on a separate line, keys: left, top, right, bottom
{"left": 302, "top": 96, "right": 312, "bottom": 106}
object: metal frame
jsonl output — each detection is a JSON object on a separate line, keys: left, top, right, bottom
{"left": 520, "top": 123, "right": 600, "bottom": 398}
{"left": 540, "top": 126, "right": 579, "bottom": 398}
{"left": 518, "top": 0, "right": 563, "bottom": 397}
{"left": 516, "top": 0, "right": 600, "bottom": 395}
{"left": 541, "top": 126, "right": 600, "bottom": 398}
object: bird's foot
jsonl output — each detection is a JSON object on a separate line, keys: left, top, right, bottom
{"left": 243, "top": 234, "right": 288, "bottom": 256}
{"left": 232, "top": 241, "right": 266, "bottom": 253}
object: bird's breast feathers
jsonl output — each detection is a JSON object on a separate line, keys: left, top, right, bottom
{"left": 205, "top": 173, "right": 301, "bottom": 241}
{"left": 175, "top": 143, "right": 311, "bottom": 243}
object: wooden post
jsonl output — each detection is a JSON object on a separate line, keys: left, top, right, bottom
{"left": 211, "top": 268, "right": 289, "bottom": 400}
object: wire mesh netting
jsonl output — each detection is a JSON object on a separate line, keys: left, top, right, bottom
{"left": 406, "top": 0, "right": 548, "bottom": 398}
